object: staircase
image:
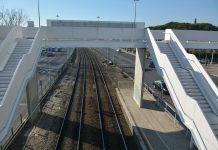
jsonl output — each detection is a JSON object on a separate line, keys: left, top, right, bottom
{"left": 157, "top": 41, "right": 218, "bottom": 139}
{"left": 147, "top": 28, "right": 218, "bottom": 149}
{"left": 0, "top": 39, "right": 32, "bottom": 102}
{"left": 157, "top": 41, "right": 212, "bottom": 112}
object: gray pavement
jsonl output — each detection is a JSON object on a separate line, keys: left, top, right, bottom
{"left": 203, "top": 64, "right": 218, "bottom": 87}
{"left": 116, "top": 85, "right": 193, "bottom": 150}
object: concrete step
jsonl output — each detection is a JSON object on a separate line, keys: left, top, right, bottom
{"left": 189, "top": 92, "right": 203, "bottom": 97}
{"left": 178, "top": 74, "right": 192, "bottom": 78}
{"left": 3, "top": 67, "right": 16, "bottom": 71}
{"left": 10, "top": 55, "right": 24, "bottom": 58}
{"left": 183, "top": 85, "right": 198, "bottom": 89}
{"left": 177, "top": 72, "right": 190, "bottom": 76}
{"left": 171, "top": 61, "right": 180, "bottom": 64}
{"left": 0, "top": 92, "right": 5, "bottom": 96}
{"left": 15, "top": 46, "right": 31, "bottom": 49}
{"left": 202, "top": 107, "right": 212, "bottom": 112}
{"left": 6, "top": 61, "right": 18, "bottom": 65}
{"left": 8, "top": 56, "right": 22, "bottom": 60}
{"left": 0, "top": 84, "right": 8, "bottom": 88}
{"left": 192, "top": 96, "right": 206, "bottom": 101}
{"left": 172, "top": 63, "right": 180, "bottom": 66}
{"left": 5, "top": 64, "right": 17, "bottom": 68}
{"left": 171, "top": 64, "right": 180, "bottom": 67}
{"left": 0, "top": 71, "right": 14, "bottom": 75}
{"left": 169, "top": 60, "right": 178, "bottom": 64}
{"left": 168, "top": 58, "right": 178, "bottom": 62}
{"left": 183, "top": 82, "right": 197, "bottom": 86}
{"left": 186, "top": 88, "right": 201, "bottom": 93}
{"left": 212, "top": 129, "right": 218, "bottom": 136}
{"left": 0, "top": 76, "right": 11, "bottom": 80}
{"left": 180, "top": 78, "right": 195, "bottom": 82}
{"left": 199, "top": 103, "right": 210, "bottom": 108}
{"left": 211, "top": 124, "right": 218, "bottom": 130}
{"left": 0, "top": 95, "right": 3, "bottom": 101}
{"left": 0, "top": 87, "right": 7, "bottom": 92}
{"left": 0, "top": 73, "right": 13, "bottom": 77}
{"left": 162, "top": 50, "right": 173, "bottom": 53}
{"left": 7, "top": 59, "right": 20, "bottom": 63}
{"left": 0, "top": 80, "right": 10, "bottom": 84}
{"left": 198, "top": 100, "right": 207, "bottom": 104}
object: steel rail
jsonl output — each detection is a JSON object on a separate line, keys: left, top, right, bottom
{"left": 76, "top": 50, "right": 87, "bottom": 150}
{"left": 85, "top": 50, "right": 106, "bottom": 150}
{"left": 89, "top": 50, "right": 128, "bottom": 150}
{"left": 55, "top": 50, "right": 82, "bottom": 150}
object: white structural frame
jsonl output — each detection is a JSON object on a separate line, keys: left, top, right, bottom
{"left": 1, "top": 20, "right": 218, "bottom": 149}
{"left": 147, "top": 28, "right": 218, "bottom": 150}
{"left": 0, "top": 21, "right": 146, "bottom": 145}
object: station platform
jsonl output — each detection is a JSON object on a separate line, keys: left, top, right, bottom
{"left": 116, "top": 84, "right": 193, "bottom": 150}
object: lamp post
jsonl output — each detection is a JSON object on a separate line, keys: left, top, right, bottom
{"left": 97, "top": 16, "right": 100, "bottom": 21}
{"left": 134, "top": 0, "right": 140, "bottom": 26}
{"left": 38, "top": 0, "right": 41, "bottom": 27}
{"left": 56, "top": 14, "right": 60, "bottom": 20}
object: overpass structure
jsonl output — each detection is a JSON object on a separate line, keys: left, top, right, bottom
{"left": 0, "top": 20, "right": 218, "bottom": 149}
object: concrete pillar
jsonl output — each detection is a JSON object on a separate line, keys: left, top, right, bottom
{"left": 133, "top": 48, "right": 145, "bottom": 107}
{"left": 210, "top": 49, "right": 214, "bottom": 64}
{"left": 26, "top": 71, "right": 40, "bottom": 123}
{"left": 189, "top": 136, "right": 194, "bottom": 148}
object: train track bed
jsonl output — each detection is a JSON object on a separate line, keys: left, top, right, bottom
{"left": 8, "top": 48, "right": 138, "bottom": 150}
{"left": 57, "top": 49, "right": 138, "bottom": 149}
{"left": 78, "top": 50, "right": 103, "bottom": 149}
{"left": 92, "top": 49, "right": 139, "bottom": 149}
{"left": 7, "top": 51, "right": 79, "bottom": 150}
{"left": 24, "top": 62, "right": 77, "bottom": 149}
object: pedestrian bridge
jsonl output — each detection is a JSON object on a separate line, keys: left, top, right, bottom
{"left": 0, "top": 20, "right": 218, "bottom": 149}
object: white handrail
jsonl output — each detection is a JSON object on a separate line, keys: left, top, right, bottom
{"left": 146, "top": 28, "right": 218, "bottom": 149}
{"left": 0, "top": 27, "right": 22, "bottom": 71}
{"left": 165, "top": 29, "right": 218, "bottom": 114}
{"left": 0, "top": 27, "right": 46, "bottom": 144}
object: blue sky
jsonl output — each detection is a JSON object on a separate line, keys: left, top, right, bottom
{"left": 1, "top": 0, "right": 218, "bottom": 27}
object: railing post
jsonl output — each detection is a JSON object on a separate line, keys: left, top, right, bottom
{"left": 20, "top": 114, "right": 23, "bottom": 124}
{"left": 11, "top": 128, "right": 14, "bottom": 135}
{"left": 174, "top": 113, "right": 177, "bottom": 125}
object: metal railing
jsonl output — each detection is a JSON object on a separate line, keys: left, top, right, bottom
{"left": 1, "top": 50, "right": 76, "bottom": 150}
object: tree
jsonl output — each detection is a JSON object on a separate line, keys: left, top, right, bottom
{"left": 194, "top": 18, "right": 197, "bottom": 24}
{"left": 0, "top": 7, "right": 29, "bottom": 26}
{"left": 148, "top": 22, "right": 218, "bottom": 31}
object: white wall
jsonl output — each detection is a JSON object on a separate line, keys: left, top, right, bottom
{"left": 150, "top": 30, "right": 165, "bottom": 40}
{"left": 47, "top": 20, "right": 145, "bottom": 28}
{"left": 0, "top": 26, "right": 13, "bottom": 40}
{"left": 173, "top": 30, "right": 218, "bottom": 42}
{"left": 46, "top": 26, "right": 145, "bottom": 41}
{"left": 22, "top": 27, "right": 38, "bottom": 39}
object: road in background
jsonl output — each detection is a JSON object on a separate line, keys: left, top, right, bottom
{"left": 96, "top": 48, "right": 174, "bottom": 107}
{"left": 96, "top": 48, "right": 218, "bottom": 109}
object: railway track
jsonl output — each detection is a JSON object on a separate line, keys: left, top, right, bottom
{"left": 55, "top": 49, "right": 128, "bottom": 149}
{"left": 8, "top": 49, "right": 137, "bottom": 150}
{"left": 55, "top": 50, "right": 84, "bottom": 149}
{"left": 87, "top": 50, "right": 127, "bottom": 150}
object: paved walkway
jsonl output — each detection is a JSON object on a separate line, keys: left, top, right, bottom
{"left": 116, "top": 86, "right": 194, "bottom": 150}
{"left": 204, "top": 64, "right": 218, "bottom": 77}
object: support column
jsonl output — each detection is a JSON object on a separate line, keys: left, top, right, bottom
{"left": 210, "top": 49, "right": 214, "bottom": 64}
{"left": 26, "top": 71, "right": 40, "bottom": 123}
{"left": 133, "top": 48, "right": 145, "bottom": 107}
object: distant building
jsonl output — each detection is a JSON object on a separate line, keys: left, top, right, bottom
{"left": 27, "top": 21, "right": 34, "bottom": 27}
